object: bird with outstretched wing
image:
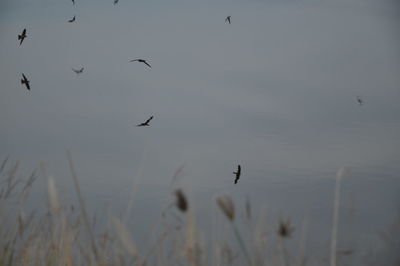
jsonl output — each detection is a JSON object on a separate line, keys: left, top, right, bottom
{"left": 21, "top": 73, "right": 30, "bottom": 91}
{"left": 130, "top": 59, "right": 152, "bottom": 68}
{"left": 137, "top": 116, "right": 154, "bottom": 127}
{"left": 18, "top": 28, "right": 27, "bottom": 45}
{"left": 233, "top": 165, "right": 241, "bottom": 184}
{"left": 72, "top": 67, "right": 84, "bottom": 74}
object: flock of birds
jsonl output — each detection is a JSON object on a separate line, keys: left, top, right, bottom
{"left": 16, "top": 0, "right": 241, "bottom": 184}
{"left": 16, "top": 0, "right": 368, "bottom": 185}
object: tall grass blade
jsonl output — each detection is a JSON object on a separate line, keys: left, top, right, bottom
{"left": 66, "top": 150, "right": 100, "bottom": 263}
{"left": 330, "top": 167, "right": 350, "bottom": 266}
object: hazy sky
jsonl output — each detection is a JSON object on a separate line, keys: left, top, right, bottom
{"left": 1, "top": 0, "right": 400, "bottom": 263}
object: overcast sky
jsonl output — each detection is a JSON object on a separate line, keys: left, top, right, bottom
{"left": 1, "top": 0, "right": 400, "bottom": 263}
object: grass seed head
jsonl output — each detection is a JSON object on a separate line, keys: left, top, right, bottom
{"left": 175, "top": 189, "right": 188, "bottom": 213}
{"left": 277, "top": 218, "right": 294, "bottom": 239}
{"left": 216, "top": 195, "right": 235, "bottom": 222}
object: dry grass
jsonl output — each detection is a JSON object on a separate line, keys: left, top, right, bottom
{"left": 0, "top": 157, "right": 396, "bottom": 266}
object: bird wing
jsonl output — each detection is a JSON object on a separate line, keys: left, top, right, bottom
{"left": 22, "top": 73, "right": 27, "bottom": 81}
{"left": 22, "top": 28, "right": 26, "bottom": 35}
{"left": 143, "top": 61, "right": 152, "bottom": 68}
{"left": 145, "top": 116, "right": 153, "bottom": 124}
{"left": 130, "top": 59, "right": 139, "bottom": 62}
{"left": 234, "top": 172, "right": 239, "bottom": 184}
{"left": 25, "top": 82, "right": 30, "bottom": 91}
{"left": 19, "top": 37, "right": 24, "bottom": 45}
{"left": 79, "top": 67, "right": 84, "bottom": 72}
{"left": 72, "top": 68, "right": 78, "bottom": 73}
{"left": 237, "top": 165, "right": 241, "bottom": 174}
{"left": 68, "top": 16, "right": 75, "bottom": 22}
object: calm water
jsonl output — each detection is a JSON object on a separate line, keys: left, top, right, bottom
{"left": 1, "top": 0, "right": 400, "bottom": 264}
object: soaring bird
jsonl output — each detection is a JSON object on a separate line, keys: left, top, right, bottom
{"left": 225, "top": 16, "right": 231, "bottom": 24}
{"left": 71, "top": 0, "right": 75, "bottom": 5}
{"left": 357, "top": 96, "right": 363, "bottom": 106}
{"left": 21, "top": 73, "right": 30, "bottom": 91}
{"left": 233, "top": 165, "right": 241, "bottom": 184}
{"left": 130, "top": 59, "right": 151, "bottom": 68}
{"left": 72, "top": 67, "right": 84, "bottom": 74}
{"left": 18, "top": 28, "right": 27, "bottom": 45}
{"left": 137, "top": 116, "right": 153, "bottom": 127}
{"left": 68, "top": 15, "right": 76, "bottom": 23}
{"left": 114, "top": 0, "right": 119, "bottom": 5}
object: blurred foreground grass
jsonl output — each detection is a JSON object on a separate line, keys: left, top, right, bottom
{"left": 0, "top": 156, "right": 398, "bottom": 266}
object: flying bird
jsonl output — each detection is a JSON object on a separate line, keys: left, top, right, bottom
{"left": 137, "top": 116, "right": 153, "bottom": 127}
{"left": 72, "top": 67, "right": 84, "bottom": 74}
{"left": 68, "top": 15, "right": 76, "bottom": 23}
{"left": 130, "top": 59, "right": 151, "bottom": 68}
{"left": 357, "top": 96, "right": 363, "bottom": 106}
{"left": 114, "top": 0, "right": 119, "bottom": 5}
{"left": 233, "top": 165, "right": 241, "bottom": 184}
{"left": 18, "top": 28, "right": 27, "bottom": 45}
{"left": 71, "top": 0, "right": 75, "bottom": 5}
{"left": 21, "top": 73, "right": 30, "bottom": 91}
{"left": 225, "top": 16, "right": 231, "bottom": 24}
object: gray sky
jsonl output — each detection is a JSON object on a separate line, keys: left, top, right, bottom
{"left": 1, "top": 0, "right": 400, "bottom": 263}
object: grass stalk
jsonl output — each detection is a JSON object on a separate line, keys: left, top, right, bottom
{"left": 231, "top": 222, "right": 253, "bottom": 266}
{"left": 66, "top": 151, "right": 100, "bottom": 264}
{"left": 330, "top": 168, "right": 349, "bottom": 266}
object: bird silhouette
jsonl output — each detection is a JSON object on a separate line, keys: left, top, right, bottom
{"left": 18, "top": 28, "right": 27, "bottom": 45}
{"left": 225, "top": 16, "right": 231, "bottom": 24}
{"left": 357, "top": 96, "right": 363, "bottom": 106}
{"left": 130, "top": 59, "right": 151, "bottom": 68}
{"left": 68, "top": 15, "right": 76, "bottom": 23}
{"left": 114, "top": 0, "right": 119, "bottom": 5}
{"left": 72, "top": 67, "right": 84, "bottom": 74}
{"left": 233, "top": 165, "right": 241, "bottom": 184}
{"left": 71, "top": 0, "right": 75, "bottom": 5}
{"left": 21, "top": 73, "right": 30, "bottom": 91}
{"left": 137, "top": 116, "right": 153, "bottom": 127}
